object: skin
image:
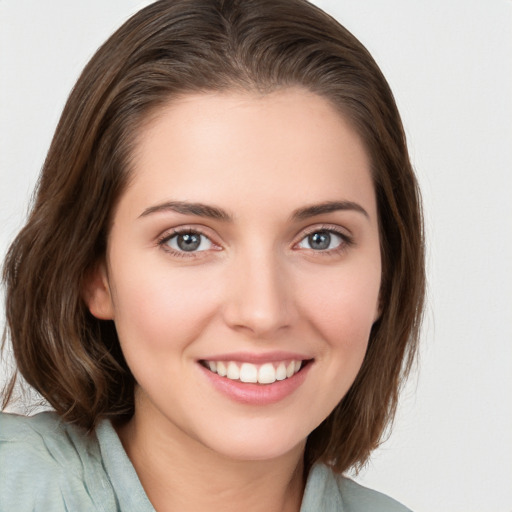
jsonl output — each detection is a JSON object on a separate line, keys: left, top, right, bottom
{"left": 86, "top": 88, "right": 381, "bottom": 512}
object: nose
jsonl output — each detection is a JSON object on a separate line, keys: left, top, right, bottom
{"left": 222, "top": 248, "right": 295, "bottom": 338}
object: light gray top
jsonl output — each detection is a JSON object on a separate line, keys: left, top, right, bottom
{"left": 0, "top": 411, "right": 411, "bottom": 511}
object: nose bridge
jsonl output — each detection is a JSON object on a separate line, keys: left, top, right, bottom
{"left": 223, "top": 242, "right": 293, "bottom": 336}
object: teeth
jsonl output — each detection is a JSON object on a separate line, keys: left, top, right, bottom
{"left": 240, "top": 363, "right": 258, "bottom": 383}
{"left": 204, "top": 359, "right": 305, "bottom": 384}
{"left": 227, "top": 362, "right": 240, "bottom": 380}
{"left": 275, "top": 363, "right": 287, "bottom": 381}
{"left": 258, "top": 363, "right": 276, "bottom": 384}
{"left": 217, "top": 361, "right": 227, "bottom": 377}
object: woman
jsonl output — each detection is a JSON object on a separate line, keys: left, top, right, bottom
{"left": 0, "top": 0, "right": 424, "bottom": 510}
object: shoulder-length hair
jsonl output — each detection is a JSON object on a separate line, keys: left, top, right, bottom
{"left": 2, "top": 0, "right": 424, "bottom": 474}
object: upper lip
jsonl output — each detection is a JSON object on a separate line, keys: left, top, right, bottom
{"left": 198, "top": 351, "right": 313, "bottom": 363}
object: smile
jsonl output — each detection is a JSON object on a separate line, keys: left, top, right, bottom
{"left": 200, "top": 360, "right": 305, "bottom": 385}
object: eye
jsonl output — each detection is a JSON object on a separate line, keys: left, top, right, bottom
{"left": 297, "top": 229, "right": 345, "bottom": 251}
{"left": 163, "top": 231, "right": 213, "bottom": 253}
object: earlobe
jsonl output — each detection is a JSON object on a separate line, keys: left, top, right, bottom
{"left": 373, "top": 293, "right": 383, "bottom": 323}
{"left": 82, "top": 262, "right": 114, "bottom": 320}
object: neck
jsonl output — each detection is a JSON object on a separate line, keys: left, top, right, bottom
{"left": 116, "top": 402, "right": 306, "bottom": 512}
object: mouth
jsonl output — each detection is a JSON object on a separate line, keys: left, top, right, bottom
{"left": 199, "top": 358, "right": 312, "bottom": 385}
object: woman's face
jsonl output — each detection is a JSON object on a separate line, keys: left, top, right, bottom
{"left": 87, "top": 88, "right": 381, "bottom": 461}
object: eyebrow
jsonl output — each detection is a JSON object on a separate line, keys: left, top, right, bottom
{"left": 291, "top": 201, "right": 369, "bottom": 220}
{"left": 139, "top": 199, "right": 369, "bottom": 222}
{"left": 139, "top": 201, "right": 232, "bottom": 221}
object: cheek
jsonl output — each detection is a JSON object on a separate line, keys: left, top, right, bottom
{"left": 285, "top": 262, "right": 381, "bottom": 433}
{"left": 109, "top": 260, "right": 223, "bottom": 353}
{"left": 298, "top": 262, "right": 381, "bottom": 352}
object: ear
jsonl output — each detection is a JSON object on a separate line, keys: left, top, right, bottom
{"left": 373, "top": 306, "right": 382, "bottom": 324}
{"left": 373, "top": 290, "right": 383, "bottom": 323}
{"left": 82, "top": 261, "right": 114, "bottom": 320}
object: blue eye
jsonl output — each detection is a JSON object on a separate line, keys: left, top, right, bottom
{"left": 165, "top": 231, "right": 213, "bottom": 252}
{"left": 298, "top": 230, "right": 344, "bottom": 251}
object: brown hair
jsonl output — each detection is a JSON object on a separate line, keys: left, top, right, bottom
{"left": 2, "top": 0, "right": 424, "bottom": 473}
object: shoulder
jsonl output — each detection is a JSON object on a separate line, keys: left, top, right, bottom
{"left": 336, "top": 476, "right": 412, "bottom": 512}
{"left": 1, "top": 408, "right": 81, "bottom": 439}
{"left": 0, "top": 411, "right": 116, "bottom": 511}
{"left": 0, "top": 410, "right": 99, "bottom": 468}
{"left": 302, "top": 463, "right": 412, "bottom": 512}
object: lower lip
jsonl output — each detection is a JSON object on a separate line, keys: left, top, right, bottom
{"left": 198, "top": 362, "right": 312, "bottom": 405}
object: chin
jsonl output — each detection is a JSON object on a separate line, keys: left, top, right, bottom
{"left": 195, "top": 419, "right": 309, "bottom": 462}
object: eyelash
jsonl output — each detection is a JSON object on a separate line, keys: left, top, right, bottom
{"left": 157, "top": 228, "right": 216, "bottom": 258}
{"left": 157, "top": 224, "right": 354, "bottom": 258}
{"left": 296, "top": 225, "right": 354, "bottom": 256}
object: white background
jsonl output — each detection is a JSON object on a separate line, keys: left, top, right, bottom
{"left": 1, "top": 1, "right": 511, "bottom": 511}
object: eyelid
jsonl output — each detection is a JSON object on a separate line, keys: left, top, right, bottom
{"left": 155, "top": 223, "right": 353, "bottom": 258}
{"left": 156, "top": 225, "right": 222, "bottom": 257}
{"left": 293, "top": 223, "right": 354, "bottom": 252}
{"left": 296, "top": 223, "right": 353, "bottom": 241}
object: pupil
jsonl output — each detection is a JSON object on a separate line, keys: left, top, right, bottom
{"left": 177, "top": 233, "right": 201, "bottom": 251}
{"left": 309, "top": 231, "right": 330, "bottom": 250}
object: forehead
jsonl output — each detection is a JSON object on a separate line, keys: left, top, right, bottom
{"left": 122, "top": 88, "right": 376, "bottom": 221}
